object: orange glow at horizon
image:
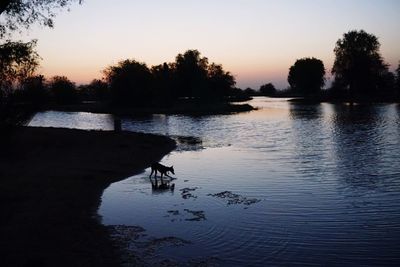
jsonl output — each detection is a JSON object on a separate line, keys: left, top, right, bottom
{"left": 17, "top": 0, "right": 399, "bottom": 89}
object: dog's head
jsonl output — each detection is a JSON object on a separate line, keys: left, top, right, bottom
{"left": 169, "top": 166, "right": 175, "bottom": 175}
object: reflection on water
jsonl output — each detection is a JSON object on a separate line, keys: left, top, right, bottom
{"left": 29, "top": 110, "right": 115, "bottom": 130}
{"left": 30, "top": 98, "right": 400, "bottom": 266}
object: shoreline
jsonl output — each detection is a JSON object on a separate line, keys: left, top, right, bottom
{"left": 42, "top": 101, "right": 255, "bottom": 116}
{"left": 287, "top": 95, "right": 400, "bottom": 104}
{"left": 0, "top": 126, "right": 176, "bottom": 267}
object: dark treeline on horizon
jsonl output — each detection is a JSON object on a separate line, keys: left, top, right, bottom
{"left": 0, "top": 46, "right": 252, "bottom": 127}
{"left": 1, "top": 49, "right": 245, "bottom": 106}
{"left": 0, "top": 0, "right": 399, "bottom": 130}
{"left": 1, "top": 29, "right": 400, "bottom": 128}
{"left": 255, "top": 30, "right": 400, "bottom": 102}
{"left": 102, "top": 49, "right": 241, "bottom": 107}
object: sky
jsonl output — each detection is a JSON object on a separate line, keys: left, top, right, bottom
{"left": 11, "top": 0, "right": 400, "bottom": 89}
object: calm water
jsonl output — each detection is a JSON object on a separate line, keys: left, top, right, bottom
{"left": 30, "top": 98, "right": 400, "bottom": 266}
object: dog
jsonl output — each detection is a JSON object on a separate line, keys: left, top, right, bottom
{"left": 149, "top": 162, "right": 175, "bottom": 179}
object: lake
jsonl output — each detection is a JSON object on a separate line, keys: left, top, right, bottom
{"left": 29, "top": 97, "right": 400, "bottom": 266}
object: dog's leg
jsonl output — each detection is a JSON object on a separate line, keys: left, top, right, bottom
{"left": 154, "top": 177, "right": 158, "bottom": 189}
{"left": 149, "top": 168, "right": 154, "bottom": 178}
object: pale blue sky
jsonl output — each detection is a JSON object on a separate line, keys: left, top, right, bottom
{"left": 13, "top": 0, "right": 400, "bottom": 89}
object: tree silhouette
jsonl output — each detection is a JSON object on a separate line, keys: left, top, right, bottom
{"left": 259, "top": 83, "right": 276, "bottom": 96}
{"left": 396, "top": 62, "right": 400, "bottom": 95}
{"left": 49, "top": 76, "right": 78, "bottom": 104}
{"left": 0, "top": 40, "right": 40, "bottom": 127}
{"left": 79, "top": 79, "right": 109, "bottom": 101}
{"left": 104, "top": 59, "right": 152, "bottom": 106}
{"left": 288, "top": 57, "right": 325, "bottom": 96}
{"left": 377, "top": 71, "right": 396, "bottom": 97}
{"left": 207, "top": 63, "right": 235, "bottom": 99}
{"left": 174, "top": 49, "right": 209, "bottom": 98}
{"left": 151, "top": 62, "right": 175, "bottom": 105}
{"left": 21, "top": 75, "right": 48, "bottom": 106}
{"left": 244, "top": 87, "right": 256, "bottom": 96}
{"left": 0, "top": 1, "right": 83, "bottom": 126}
{"left": 0, "top": 0, "right": 82, "bottom": 37}
{"left": 332, "top": 30, "right": 388, "bottom": 99}
{"left": 0, "top": 40, "right": 40, "bottom": 92}
{"left": 173, "top": 50, "right": 236, "bottom": 100}
{"left": 102, "top": 50, "right": 237, "bottom": 107}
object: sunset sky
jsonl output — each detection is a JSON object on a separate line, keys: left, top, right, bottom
{"left": 12, "top": 0, "right": 400, "bottom": 89}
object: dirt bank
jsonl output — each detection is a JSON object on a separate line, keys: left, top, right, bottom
{"left": 0, "top": 126, "right": 176, "bottom": 267}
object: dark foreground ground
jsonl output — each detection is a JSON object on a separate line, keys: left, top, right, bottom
{"left": 0, "top": 127, "right": 176, "bottom": 267}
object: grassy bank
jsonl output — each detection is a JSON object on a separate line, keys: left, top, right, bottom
{"left": 0, "top": 126, "right": 176, "bottom": 267}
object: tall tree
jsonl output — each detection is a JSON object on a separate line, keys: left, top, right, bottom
{"left": 151, "top": 62, "right": 175, "bottom": 104}
{"left": 0, "top": 40, "right": 40, "bottom": 94}
{"left": 1, "top": 1, "right": 81, "bottom": 126}
{"left": 174, "top": 50, "right": 209, "bottom": 98}
{"left": 259, "top": 83, "right": 276, "bottom": 96}
{"left": 396, "top": 62, "right": 400, "bottom": 94}
{"left": 207, "top": 63, "right": 236, "bottom": 99}
{"left": 104, "top": 59, "right": 152, "bottom": 106}
{"left": 332, "top": 30, "right": 388, "bottom": 98}
{"left": 0, "top": 0, "right": 82, "bottom": 37}
{"left": 288, "top": 57, "right": 325, "bottom": 96}
{"left": 0, "top": 40, "right": 40, "bottom": 126}
{"left": 48, "top": 75, "right": 78, "bottom": 104}
{"left": 78, "top": 79, "right": 109, "bottom": 101}
{"left": 21, "top": 75, "right": 48, "bottom": 105}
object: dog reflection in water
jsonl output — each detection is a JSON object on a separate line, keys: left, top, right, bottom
{"left": 150, "top": 177, "right": 175, "bottom": 192}
{"left": 149, "top": 162, "right": 175, "bottom": 192}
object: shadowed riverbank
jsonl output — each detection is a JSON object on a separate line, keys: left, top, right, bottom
{"left": 43, "top": 100, "right": 255, "bottom": 116}
{"left": 0, "top": 126, "right": 175, "bottom": 267}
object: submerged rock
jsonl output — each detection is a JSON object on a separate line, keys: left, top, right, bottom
{"left": 208, "top": 191, "right": 261, "bottom": 206}
{"left": 167, "top": 210, "right": 180, "bottom": 216}
{"left": 180, "top": 187, "right": 199, "bottom": 199}
{"left": 184, "top": 209, "right": 206, "bottom": 221}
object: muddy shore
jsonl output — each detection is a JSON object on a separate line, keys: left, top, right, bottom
{"left": 0, "top": 126, "right": 176, "bottom": 267}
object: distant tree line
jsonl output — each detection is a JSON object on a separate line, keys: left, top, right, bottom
{"left": 0, "top": 40, "right": 107, "bottom": 127}
{"left": 329, "top": 30, "right": 397, "bottom": 101}
{"left": 103, "top": 50, "right": 240, "bottom": 107}
{"left": 251, "top": 30, "right": 400, "bottom": 102}
{"left": 0, "top": 0, "right": 84, "bottom": 128}
{"left": 1, "top": 48, "right": 246, "bottom": 127}
{"left": 13, "top": 75, "right": 113, "bottom": 106}
{"left": 2, "top": 30, "right": 400, "bottom": 127}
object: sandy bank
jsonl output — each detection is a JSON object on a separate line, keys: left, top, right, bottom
{"left": 0, "top": 126, "right": 176, "bottom": 267}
